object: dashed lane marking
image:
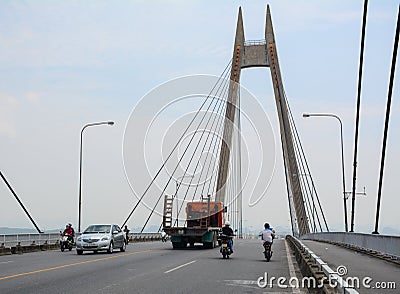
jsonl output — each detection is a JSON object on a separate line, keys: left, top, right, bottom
{"left": 164, "top": 260, "right": 197, "bottom": 273}
{"left": 0, "top": 249, "right": 153, "bottom": 281}
{"left": 0, "top": 261, "right": 13, "bottom": 264}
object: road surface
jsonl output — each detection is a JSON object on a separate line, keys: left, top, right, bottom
{"left": 302, "top": 240, "right": 399, "bottom": 293}
{"left": 0, "top": 239, "right": 306, "bottom": 293}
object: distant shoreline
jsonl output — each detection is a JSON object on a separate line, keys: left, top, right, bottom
{"left": 1, "top": 226, "right": 398, "bottom": 236}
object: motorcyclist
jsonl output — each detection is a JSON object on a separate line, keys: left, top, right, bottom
{"left": 161, "top": 230, "right": 167, "bottom": 242}
{"left": 62, "top": 223, "right": 75, "bottom": 244}
{"left": 123, "top": 225, "right": 130, "bottom": 244}
{"left": 221, "top": 221, "right": 235, "bottom": 253}
{"left": 259, "top": 223, "right": 275, "bottom": 253}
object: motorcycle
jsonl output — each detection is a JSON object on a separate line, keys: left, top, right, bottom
{"left": 218, "top": 234, "right": 233, "bottom": 259}
{"left": 60, "top": 232, "right": 73, "bottom": 252}
{"left": 263, "top": 241, "right": 272, "bottom": 262}
{"left": 161, "top": 232, "right": 169, "bottom": 242}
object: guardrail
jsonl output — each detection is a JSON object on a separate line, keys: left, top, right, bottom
{"left": 287, "top": 235, "right": 359, "bottom": 294}
{"left": 0, "top": 232, "right": 162, "bottom": 247}
{"left": 244, "top": 39, "right": 266, "bottom": 46}
{"left": 0, "top": 232, "right": 162, "bottom": 255}
{"left": 301, "top": 232, "right": 400, "bottom": 261}
{"left": 1, "top": 233, "right": 60, "bottom": 247}
{"left": 128, "top": 233, "right": 162, "bottom": 243}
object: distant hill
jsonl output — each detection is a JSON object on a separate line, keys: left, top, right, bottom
{"left": 0, "top": 227, "right": 37, "bottom": 234}
{"left": 0, "top": 227, "right": 60, "bottom": 234}
{"left": 131, "top": 225, "right": 160, "bottom": 233}
{"left": 2, "top": 225, "right": 398, "bottom": 236}
{"left": 381, "top": 226, "right": 400, "bottom": 236}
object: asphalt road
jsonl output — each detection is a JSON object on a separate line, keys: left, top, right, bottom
{"left": 0, "top": 239, "right": 306, "bottom": 294}
{"left": 302, "top": 240, "right": 400, "bottom": 294}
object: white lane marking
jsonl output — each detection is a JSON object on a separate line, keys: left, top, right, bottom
{"left": 224, "top": 280, "right": 260, "bottom": 290}
{"left": 0, "top": 261, "right": 13, "bottom": 264}
{"left": 164, "top": 260, "right": 197, "bottom": 274}
{"left": 285, "top": 240, "right": 304, "bottom": 294}
{"left": 225, "top": 280, "right": 296, "bottom": 292}
{"left": 224, "top": 280, "right": 258, "bottom": 285}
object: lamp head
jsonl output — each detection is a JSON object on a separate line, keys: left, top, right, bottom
{"left": 302, "top": 114, "right": 310, "bottom": 118}
{"left": 108, "top": 121, "right": 115, "bottom": 125}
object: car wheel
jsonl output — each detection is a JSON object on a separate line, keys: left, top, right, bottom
{"left": 107, "top": 242, "right": 113, "bottom": 254}
{"left": 120, "top": 241, "right": 126, "bottom": 252}
{"left": 77, "top": 250, "right": 83, "bottom": 255}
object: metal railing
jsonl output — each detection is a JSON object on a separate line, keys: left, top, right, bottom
{"left": 0, "top": 232, "right": 162, "bottom": 248}
{"left": 302, "top": 232, "right": 400, "bottom": 260}
{"left": 244, "top": 39, "right": 266, "bottom": 46}
{"left": 1, "top": 233, "right": 60, "bottom": 247}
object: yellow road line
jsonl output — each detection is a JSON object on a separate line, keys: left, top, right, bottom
{"left": 0, "top": 249, "right": 153, "bottom": 281}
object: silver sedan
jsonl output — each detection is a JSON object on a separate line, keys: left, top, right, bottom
{"left": 76, "top": 224, "right": 126, "bottom": 255}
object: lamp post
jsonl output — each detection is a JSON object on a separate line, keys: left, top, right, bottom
{"left": 174, "top": 175, "right": 195, "bottom": 226}
{"left": 303, "top": 113, "right": 348, "bottom": 232}
{"left": 78, "top": 121, "right": 114, "bottom": 233}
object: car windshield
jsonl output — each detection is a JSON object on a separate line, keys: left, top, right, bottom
{"left": 83, "top": 225, "right": 111, "bottom": 234}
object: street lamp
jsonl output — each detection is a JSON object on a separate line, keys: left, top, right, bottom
{"left": 174, "top": 174, "right": 195, "bottom": 226}
{"left": 78, "top": 121, "right": 114, "bottom": 233}
{"left": 302, "top": 113, "right": 348, "bottom": 232}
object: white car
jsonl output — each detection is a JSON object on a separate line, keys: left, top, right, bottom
{"left": 76, "top": 224, "right": 126, "bottom": 255}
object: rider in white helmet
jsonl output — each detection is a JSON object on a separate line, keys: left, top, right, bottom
{"left": 259, "top": 222, "right": 275, "bottom": 253}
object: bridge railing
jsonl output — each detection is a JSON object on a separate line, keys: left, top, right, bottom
{"left": 244, "top": 39, "right": 266, "bottom": 46}
{"left": 302, "top": 232, "right": 400, "bottom": 260}
{"left": 128, "top": 233, "right": 162, "bottom": 243}
{"left": 287, "top": 235, "right": 359, "bottom": 294}
{"left": 0, "top": 232, "right": 162, "bottom": 248}
{"left": 1, "top": 233, "right": 59, "bottom": 247}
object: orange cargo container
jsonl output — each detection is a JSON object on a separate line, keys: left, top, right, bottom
{"left": 186, "top": 201, "right": 223, "bottom": 228}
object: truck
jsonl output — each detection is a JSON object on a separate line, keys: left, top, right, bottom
{"left": 162, "top": 195, "right": 223, "bottom": 249}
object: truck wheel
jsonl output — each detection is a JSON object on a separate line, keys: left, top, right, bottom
{"left": 203, "top": 242, "right": 213, "bottom": 249}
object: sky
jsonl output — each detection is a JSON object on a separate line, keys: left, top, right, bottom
{"left": 0, "top": 1, "right": 399, "bottom": 234}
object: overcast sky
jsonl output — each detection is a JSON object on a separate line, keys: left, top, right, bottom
{"left": 1, "top": 1, "right": 399, "bottom": 234}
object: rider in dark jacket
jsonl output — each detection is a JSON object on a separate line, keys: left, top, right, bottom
{"left": 221, "top": 221, "right": 234, "bottom": 252}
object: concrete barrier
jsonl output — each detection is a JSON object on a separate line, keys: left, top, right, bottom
{"left": 301, "top": 232, "right": 400, "bottom": 260}
{"left": 287, "top": 235, "right": 359, "bottom": 294}
{"left": 0, "top": 246, "right": 12, "bottom": 255}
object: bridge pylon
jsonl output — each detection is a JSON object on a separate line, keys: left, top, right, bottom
{"left": 215, "top": 5, "right": 310, "bottom": 236}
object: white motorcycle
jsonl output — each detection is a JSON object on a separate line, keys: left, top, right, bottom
{"left": 60, "top": 232, "right": 73, "bottom": 252}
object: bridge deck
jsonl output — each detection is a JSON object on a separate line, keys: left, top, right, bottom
{"left": 0, "top": 239, "right": 306, "bottom": 293}
{"left": 303, "top": 240, "right": 399, "bottom": 293}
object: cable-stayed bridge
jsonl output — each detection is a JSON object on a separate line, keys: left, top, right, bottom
{"left": 1, "top": 4, "right": 399, "bottom": 294}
